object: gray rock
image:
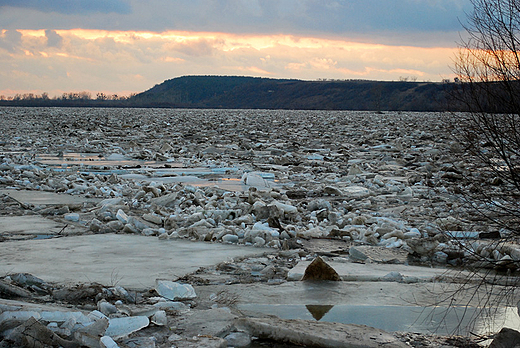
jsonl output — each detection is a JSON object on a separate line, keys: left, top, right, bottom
{"left": 172, "top": 336, "right": 227, "bottom": 348}
{"left": 116, "top": 209, "right": 129, "bottom": 224}
{"left": 89, "top": 218, "right": 103, "bottom": 232}
{"left": 381, "top": 271, "right": 404, "bottom": 282}
{"left": 100, "top": 336, "right": 119, "bottom": 348}
{"left": 308, "top": 199, "right": 332, "bottom": 211}
{"left": 120, "top": 336, "right": 156, "bottom": 348}
{"left": 348, "top": 164, "right": 363, "bottom": 176}
{"left": 9, "top": 273, "right": 47, "bottom": 288}
{"left": 222, "top": 234, "right": 239, "bottom": 243}
{"left": 343, "top": 186, "right": 370, "bottom": 198}
{"left": 349, "top": 246, "right": 369, "bottom": 261}
{"left": 153, "top": 301, "right": 188, "bottom": 311}
{"left": 98, "top": 198, "right": 123, "bottom": 207}
{"left": 177, "top": 308, "right": 237, "bottom": 338}
{"left": 224, "top": 332, "right": 251, "bottom": 347}
{"left": 64, "top": 213, "right": 80, "bottom": 222}
{"left": 155, "top": 280, "right": 197, "bottom": 300}
{"left": 254, "top": 204, "right": 280, "bottom": 220}
{"left": 142, "top": 213, "right": 163, "bottom": 225}
{"left": 107, "top": 220, "right": 123, "bottom": 232}
{"left": 254, "top": 236, "right": 266, "bottom": 247}
{"left": 323, "top": 186, "right": 343, "bottom": 196}
{"left": 122, "top": 223, "right": 138, "bottom": 234}
{"left": 406, "top": 238, "right": 439, "bottom": 256}
{"left": 150, "top": 192, "right": 178, "bottom": 207}
{"left": 128, "top": 217, "right": 150, "bottom": 232}
{"left": 151, "top": 310, "right": 167, "bottom": 326}
{"left": 97, "top": 300, "right": 118, "bottom": 316}
{"left": 74, "top": 317, "right": 109, "bottom": 348}
{"left": 432, "top": 251, "right": 448, "bottom": 264}
{"left": 105, "top": 316, "right": 149, "bottom": 340}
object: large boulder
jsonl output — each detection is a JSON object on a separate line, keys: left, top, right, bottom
{"left": 301, "top": 256, "right": 341, "bottom": 281}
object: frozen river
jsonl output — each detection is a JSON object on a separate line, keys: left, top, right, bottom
{"left": 0, "top": 107, "right": 519, "bottom": 346}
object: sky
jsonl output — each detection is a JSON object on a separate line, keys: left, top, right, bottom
{"left": 0, "top": 0, "right": 473, "bottom": 98}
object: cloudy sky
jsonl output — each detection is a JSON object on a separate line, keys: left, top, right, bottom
{"left": 0, "top": 0, "right": 472, "bottom": 97}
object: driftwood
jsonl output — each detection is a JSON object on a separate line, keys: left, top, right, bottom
{"left": 0, "top": 279, "right": 33, "bottom": 298}
{"left": 3, "top": 317, "right": 79, "bottom": 348}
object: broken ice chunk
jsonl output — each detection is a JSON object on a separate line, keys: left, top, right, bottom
{"left": 155, "top": 280, "right": 197, "bottom": 300}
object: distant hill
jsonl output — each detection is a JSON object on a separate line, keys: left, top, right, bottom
{"left": 0, "top": 75, "right": 458, "bottom": 111}
{"left": 129, "top": 75, "right": 453, "bottom": 111}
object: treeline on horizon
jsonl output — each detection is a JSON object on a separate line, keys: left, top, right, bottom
{"left": 0, "top": 75, "right": 463, "bottom": 112}
{"left": 0, "top": 91, "right": 135, "bottom": 108}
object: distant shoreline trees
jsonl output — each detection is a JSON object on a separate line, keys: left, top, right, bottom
{"left": 0, "top": 91, "right": 135, "bottom": 107}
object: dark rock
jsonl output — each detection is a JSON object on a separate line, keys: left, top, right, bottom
{"left": 444, "top": 250, "right": 465, "bottom": 261}
{"left": 281, "top": 239, "right": 301, "bottom": 250}
{"left": 286, "top": 190, "right": 307, "bottom": 199}
{"left": 301, "top": 256, "right": 341, "bottom": 281}
{"left": 479, "top": 231, "right": 501, "bottom": 239}
{"left": 441, "top": 172, "right": 463, "bottom": 180}
{"left": 490, "top": 177, "right": 503, "bottom": 185}
{"left": 316, "top": 209, "right": 329, "bottom": 222}
{"left": 52, "top": 284, "right": 103, "bottom": 304}
{"left": 267, "top": 216, "right": 283, "bottom": 231}
{"left": 329, "top": 228, "right": 349, "bottom": 238}
{"left": 489, "top": 327, "right": 520, "bottom": 348}
{"left": 255, "top": 205, "right": 280, "bottom": 220}
{"left": 349, "top": 246, "right": 369, "bottom": 261}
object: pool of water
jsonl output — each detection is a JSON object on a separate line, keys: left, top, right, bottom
{"left": 237, "top": 304, "right": 520, "bottom": 336}
{"left": 34, "top": 152, "right": 279, "bottom": 191}
{"left": 33, "top": 234, "right": 56, "bottom": 240}
{"left": 35, "top": 152, "right": 177, "bottom": 169}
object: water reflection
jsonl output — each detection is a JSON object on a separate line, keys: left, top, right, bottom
{"left": 306, "top": 305, "right": 334, "bottom": 321}
{"left": 238, "top": 304, "right": 520, "bottom": 336}
{"left": 33, "top": 234, "right": 56, "bottom": 240}
{"left": 36, "top": 152, "right": 167, "bottom": 168}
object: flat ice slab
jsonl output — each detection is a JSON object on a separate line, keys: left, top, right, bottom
{"left": 0, "top": 234, "right": 262, "bottom": 290}
{"left": 237, "top": 317, "right": 408, "bottom": 348}
{"left": 1, "top": 189, "right": 100, "bottom": 205}
{"left": 0, "top": 215, "right": 67, "bottom": 235}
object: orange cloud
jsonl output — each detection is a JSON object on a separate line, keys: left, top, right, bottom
{"left": 237, "top": 66, "right": 273, "bottom": 75}
{"left": 161, "top": 56, "right": 185, "bottom": 63}
{"left": 0, "top": 28, "right": 459, "bottom": 97}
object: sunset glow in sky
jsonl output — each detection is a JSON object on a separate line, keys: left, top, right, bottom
{"left": 0, "top": 0, "right": 472, "bottom": 97}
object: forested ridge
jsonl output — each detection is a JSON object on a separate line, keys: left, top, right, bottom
{"left": 130, "top": 76, "right": 452, "bottom": 111}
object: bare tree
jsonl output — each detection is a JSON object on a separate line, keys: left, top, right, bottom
{"left": 451, "top": 0, "right": 520, "bottom": 243}
{"left": 433, "top": 0, "right": 520, "bottom": 336}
